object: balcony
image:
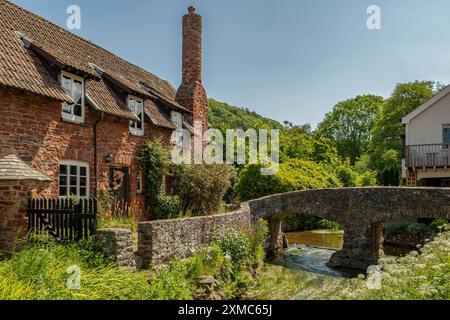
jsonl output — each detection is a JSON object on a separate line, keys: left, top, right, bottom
{"left": 405, "top": 144, "right": 450, "bottom": 168}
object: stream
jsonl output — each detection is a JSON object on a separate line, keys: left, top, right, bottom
{"left": 257, "top": 230, "right": 417, "bottom": 300}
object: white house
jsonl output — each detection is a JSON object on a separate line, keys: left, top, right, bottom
{"left": 402, "top": 86, "right": 450, "bottom": 187}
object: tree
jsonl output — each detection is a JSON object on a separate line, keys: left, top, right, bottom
{"left": 369, "top": 81, "right": 437, "bottom": 185}
{"left": 315, "top": 95, "right": 384, "bottom": 164}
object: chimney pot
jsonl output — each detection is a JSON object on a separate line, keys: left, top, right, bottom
{"left": 188, "top": 6, "right": 196, "bottom": 14}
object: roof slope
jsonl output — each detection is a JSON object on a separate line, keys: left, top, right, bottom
{"left": 402, "top": 85, "right": 450, "bottom": 124}
{"left": 0, "top": 154, "right": 51, "bottom": 181}
{"left": 0, "top": 0, "right": 182, "bottom": 126}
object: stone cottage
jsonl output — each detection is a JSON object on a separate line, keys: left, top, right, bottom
{"left": 0, "top": 1, "right": 208, "bottom": 210}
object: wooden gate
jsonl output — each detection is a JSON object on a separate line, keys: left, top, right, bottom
{"left": 27, "top": 198, "right": 97, "bottom": 241}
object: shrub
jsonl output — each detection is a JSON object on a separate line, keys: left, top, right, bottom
{"left": 152, "top": 195, "right": 182, "bottom": 220}
{"left": 385, "top": 221, "right": 428, "bottom": 237}
{"left": 173, "top": 164, "right": 235, "bottom": 216}
{"left": 212, "top": 230, "right": 252, "bottom": 264}
{"left": 235, "top": 159, "right": 341, "bottom": 202}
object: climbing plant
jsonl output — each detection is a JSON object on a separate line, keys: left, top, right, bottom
{"left": 137, "top": 138, "right": 172, "bottom": 218}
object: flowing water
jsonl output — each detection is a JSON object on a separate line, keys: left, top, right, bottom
{"left": 257, "top": 230, "right": 417, "bottom": 300}
{"left": 269, "top": 230, "right": 415, "bottom": 279}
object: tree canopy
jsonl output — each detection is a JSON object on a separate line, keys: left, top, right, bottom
{"left": 314, "top": 95, "right": 384, "bottom": 164}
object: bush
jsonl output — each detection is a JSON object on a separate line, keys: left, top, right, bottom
{"left": 173, "top": 164, "right": 235, "bottom": 216}
{"left": 235, "top": 159, "right": 341, "bottom": 202}
{"left": 385, "top": 221, "right": 428, "bottom": 237}
{"left": 152, "top": 195, "right": 182, "bottom": 220}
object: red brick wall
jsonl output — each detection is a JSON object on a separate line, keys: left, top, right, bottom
{"left": 0, "top": 179, "right": 49, "bottom": 253}
{"left": 0, "top": 86, "right": 173, "bottom": 207}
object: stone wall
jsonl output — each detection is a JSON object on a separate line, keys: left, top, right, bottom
{"left": 97, "top": 228, "right": 136, "bottom": 270}
{"left": 137, "top": 205, "right": 252, "bottom": 268}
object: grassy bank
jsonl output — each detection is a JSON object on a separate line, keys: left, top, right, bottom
{"left": 0, "top": 221, "right": 268, "bottom": 300}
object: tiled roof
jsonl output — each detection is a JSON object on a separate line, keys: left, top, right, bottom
{"left": 145, "top": 100, "right": 176, "bottom": 129}
{"left": 0, "top": 0, "right": 186, "bottom": 127}
{"left": 0, "top": 154, "right": 51, "bottom": 181}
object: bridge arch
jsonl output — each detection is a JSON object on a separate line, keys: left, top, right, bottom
{"left": 246, "top": 187, "right": 450, "bottom": 270}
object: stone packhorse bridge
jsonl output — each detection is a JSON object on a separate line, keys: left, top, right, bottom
{"left": 246, "top": 187, "right": 450, "bottom": 270}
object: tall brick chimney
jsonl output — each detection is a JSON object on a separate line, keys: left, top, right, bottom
{"left": 176, "top": 6, "right": 209, "bottom": 133}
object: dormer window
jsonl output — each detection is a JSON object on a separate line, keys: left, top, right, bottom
{"left": 60, "top": 71, "right": 85, "bottom": 123}
{"left": 128, "top": 96, "right": 144, "bottom": 136}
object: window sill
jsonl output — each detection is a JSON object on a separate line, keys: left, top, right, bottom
{"left": 130, "top": 132, "right": 146, "bottom": 138}
{"left": 61, "top": 117, "right": 86, "bottom": 126}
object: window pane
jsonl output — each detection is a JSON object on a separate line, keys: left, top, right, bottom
{"left": 59, "top": 187, "right": 67, "bottom": 196}
{"left": 62, "top": 103, "right": 72, "bottom": 114}
{"left": 74, "top": 104, "right": 82, "bottom": 117}
{"left": 73, "top": 80, "right": 82, "bottom": 104}
{"left": 80, "top": 167, "right": 87, "bottom": 176}
{"left": 444, "top": 127, "right": 450, "bottom": 145}
{"left": 79, "top": 188, "right": 87, "bottom": 197}
{"left": 136, "top": 121, "right": 142, "bottom": 130}
{"left": 62, "top": 76, "right": 72, "bottom": 94}
{"left": 70, "top": 176, "right": 77, "bottom": 186}
{"left": 60, "top": 165, "right": 68, "bottom": 175}
{"left": 70, "top": 166, "right": 77, "bottom": 175}
{"left": 128, "top": 98, "right": 135, "bottom": 113}
{"left": 70, "top": 187, "right": 77, "bottom": 196}
{"left": 59, "top": 175, "right": 67, "bottom": 186}
{"left": 80, "top": 177, "right": 87, "bottom": 187}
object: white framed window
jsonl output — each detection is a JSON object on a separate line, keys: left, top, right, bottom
{"left": 136, "top": 171, "right": 143, "bottom": 194}
{"left": 59, "top": 160, "right": 89, "bottom": 197}
{"left": 128, "top": 96, "right": 144, "bottom": 136}
{"left": 61, "top": 71, "right": 85, "bottom": 123}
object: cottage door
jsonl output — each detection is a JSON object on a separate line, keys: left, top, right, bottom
{"left": 109, "top": 167, "right": 129, "bottom": 214}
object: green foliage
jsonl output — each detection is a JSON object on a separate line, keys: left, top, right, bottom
{"left": 173, "top": 164, "right": 236, "bottom": 216}
{"left": 385, "top": 221, "right": 428, "bottom": 237}
{"left": 315, "top": 95, "right": 384, "bottom": 164}
{"left": 430, "top": 219, "right": 449, "bottom": 234}
{"left": 153, "top": 195, "right": 182, "bottom": 220}
{"left": 208, "top": 98, "right": 285, "bottom": 134}
{"left": 235, "top": 159, "right": 341, "bottom": 202}
{"left": 369, "top": 81, "right": 437, "bottom": 185}
{"left": 213, "top": 230, "right": 251, "bottom": 264}
{"left": 138, "top": 139, "right": 172, "bottom": 219}
{"left": 285, "top": 215, "right": 342, "bottom": 231}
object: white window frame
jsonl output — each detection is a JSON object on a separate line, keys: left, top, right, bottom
{"left": 60, "top": 71, "right": 85, "bottom": 124}
{"left": 136, "top": 171, "right": 143, "bottom": 194}
{"left": 59, "top": 160, "right": 90, "bottom": 197}
{"left": 128, "top": 95, "right": 145, "bottom": 136}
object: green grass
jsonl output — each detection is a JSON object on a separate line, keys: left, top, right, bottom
{"left": 0, "top": 220, "right": 269, "bottom": 300}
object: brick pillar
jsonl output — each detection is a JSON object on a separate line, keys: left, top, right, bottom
{"left": 0, "top": 153, "right": 51, "bottom": 254}
{"left": 176, "top": 6, "right": 209, "bottom": 134}
{"left": 0, "top": 179, "right": 49, "bottom": 253}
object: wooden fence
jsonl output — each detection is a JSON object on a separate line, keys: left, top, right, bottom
{"left": 27, "top": 197, "right": 97, "bottom": 241}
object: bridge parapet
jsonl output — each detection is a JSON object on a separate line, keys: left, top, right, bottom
{"left": 246, "top": 187, "right": 450, "bottom": 269}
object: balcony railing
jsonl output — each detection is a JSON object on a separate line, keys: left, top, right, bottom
{"left": 405, "top": 144, "right": 450, "bottom": 167}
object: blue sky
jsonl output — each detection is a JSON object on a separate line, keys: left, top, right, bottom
{"left": 12, "top": 0, "right": 450, "bottom": 128}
